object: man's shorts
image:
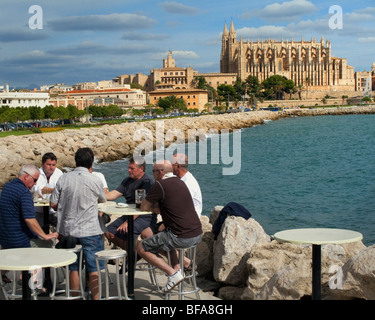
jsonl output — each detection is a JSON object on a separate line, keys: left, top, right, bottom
{"left": 107, "top": 213, "right": 157, "bottom": 240}
{"left": 69, "top": 235, "right": 104, "bottom": 273}
{"left": 142, "top": 228, "right": 202, "bottom": 254}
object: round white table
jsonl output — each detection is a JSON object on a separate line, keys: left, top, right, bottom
{"left": 274, "top": 228, "right": 363, "bottom": 300}
{"left": 98, "top": 202, "right": 152, "bottom": 300}
{"left": 0, "top": 247, "right": 77, "bottom": 300}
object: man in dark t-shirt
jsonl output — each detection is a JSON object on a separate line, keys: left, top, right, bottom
{"left": 137, "top": 160, "right": 202, "bottom": 293}
{"left": 105, "top": 157, "right": 155, "bottom": 250}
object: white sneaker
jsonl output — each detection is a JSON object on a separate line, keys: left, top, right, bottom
{"left": 162, "top": 270, "right": 184, "bottom": 293}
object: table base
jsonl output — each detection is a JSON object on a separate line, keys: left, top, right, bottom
{"left": 312, "top": 244, "right": 321, "bottom": 300}
{"left": 22, "top": 271, "right": 31, "bottom": 300}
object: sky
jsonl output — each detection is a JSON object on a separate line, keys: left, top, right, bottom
{"left": 0, "top": 0, "right": 374, "bottom": 88}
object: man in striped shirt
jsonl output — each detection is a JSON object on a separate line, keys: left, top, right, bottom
{"left": 0, "top": 164, "right": 58, "bottom": 249}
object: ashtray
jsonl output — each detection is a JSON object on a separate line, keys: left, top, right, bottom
{"left": 116, "top": 203, "right": 128, "bottom": 208}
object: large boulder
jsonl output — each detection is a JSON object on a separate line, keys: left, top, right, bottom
{"left": 195, "top": 215, "right": 215, "bottom": 278}
{"left": 213, "top": 215, "right": 271, "bottom": 285}
{"left": 241, "top": 241, "right": 365, "bottom": 300}
{"left": 329, "top": 244, "right": 375, "bottom": 300}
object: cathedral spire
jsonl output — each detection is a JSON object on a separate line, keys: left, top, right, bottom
{"left": 222, "top": 23, "right": 229, "bottom": 38}
{"left": 229, "top": 20, "right": 236, "bottom": 35}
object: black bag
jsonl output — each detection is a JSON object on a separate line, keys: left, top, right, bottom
{"left": 212, "top": 202, "right": 252, "bottom": 239}
{"left": 101, "top": 213, "right": 111, "bottom": 225}
{"left": 55, "top": 235, "right": 77, "bottom": 249}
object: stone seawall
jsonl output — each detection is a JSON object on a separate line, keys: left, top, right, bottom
{"left": 0, "top": 105, "right": 374, "bottom": 189}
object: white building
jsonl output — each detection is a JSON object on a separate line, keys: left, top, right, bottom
{"left": 50, "top": 85, "right": 147, "bottom": 109}
{"left": 0, "top": 84, "right": 50, "bottom": 108}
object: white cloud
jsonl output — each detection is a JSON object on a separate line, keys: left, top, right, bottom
{"left": 121, "top": 32, "right": 170, "bottom": 41}
{"left": 48, "top": 13, "right": 156, "bottom": 31}
{"left": 0, "top": 28, "right": 49, "bottom": 42}
{"left": 151, "top": 50, "right": 199, "bottom": 61}
{"left": 345, "top": 12, "right": 374, "bottom": 23}
{"left": 353, "top": 7, "right": 375, "bottom": 15}
{"left": 358, "top": 37, "right": 375, "bottom": 43}
{"left": 172, "top": 50, "right": 199, "bottom": 59}
{"left": 241, "top": 0, "right": 317, "bottom": 22}
{"left": 237, "top": 25, "right": 295, "bottom": 40}
{"left": 159, "top": 1, "right": 199, "bottom": 15}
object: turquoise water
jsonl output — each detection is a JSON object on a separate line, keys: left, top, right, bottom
{"left": 95, "top": 114, "right": 375, "bottom": 246}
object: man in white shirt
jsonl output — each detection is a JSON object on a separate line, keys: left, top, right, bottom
{"left": 33, "top": 152, "right": 64, "bottom": 228}
{"left": 171, "top": 153, "right": 202, "bottom": 217}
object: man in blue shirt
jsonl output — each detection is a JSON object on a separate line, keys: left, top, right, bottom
{"left": 0, "top": 164, "right": 58, "bottom": 249}
{"left": 105, "top": 157, "right": 155, "bottom": 250}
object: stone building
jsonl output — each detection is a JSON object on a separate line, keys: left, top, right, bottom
{"left": 50, "top": 85, "right": 146, "bottom": 110}
{"left": 149, "top": 52, "right": 197, "bottom": 91}
{"left": 113, "top": 52, "right": 197, "bottom": 92}
{"left": 112, "top": 73, "right": 151, "bottom": 91}
{"left": 148, "top": 88, "right": 208, "bottom": 112}
{"left": 220, "top": 21, "right": 355, "bottom": 91}
{"left": 355, "top": 71, "right": 372, "bottom": 93}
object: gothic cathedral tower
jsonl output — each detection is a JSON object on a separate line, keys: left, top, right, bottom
{"left": 220, "top": 21, "right": 238, "bottom": 74}
{"left": 219, "top": 21, "right": 355, "bottom": 90}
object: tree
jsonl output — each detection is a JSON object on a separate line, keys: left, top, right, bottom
{"left": 245, "top": 75, "right": 262, "bottom": 105}
{"left": 193, "top": 76, "right": 216, "bottom": 110}
{"left": 28, "top": 106, "right": 44, "bottom": 120}
{"left": 217, "top": 84, "right": 236, "bottom": 107}
{"left": 194, "top": 76, "right": 209, "bottom": 90}
{"left": 104, "top": 104, "right": 123, "bottom": 118}
{"left": 261, "top": 75, "right": 295, "bottom": 100}
{"left": 55, "top": 106, "right": 69, "bottom": 120}
{"left": 67, "top": 104, "right": 80, "bottom": 119}
{"left": 130, "top": 83, "right": 144, "bottom": 90}
{"left": 157, "top": 95, "right": 186, "bottom": 112}
{"left": 43, "top": 105, "right": 57, "bottom": 119}
{"left": 284, "top": 79, "right": 296, "bottom": 99}
{"left": 158, "top": 97, "right": 171, "bottom": 111}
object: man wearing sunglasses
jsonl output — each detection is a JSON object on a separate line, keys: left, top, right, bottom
{"left": 0, "top": 164, "right": 58, "bottom": 250}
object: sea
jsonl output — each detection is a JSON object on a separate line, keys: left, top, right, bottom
{"left": 93, "top": 113, "right": 375, "bottom": 246}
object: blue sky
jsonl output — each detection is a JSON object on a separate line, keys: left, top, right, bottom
{"left": 1, "top": 0, "right": 374, "bottom": 88}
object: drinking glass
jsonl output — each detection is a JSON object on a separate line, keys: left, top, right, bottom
{"left": 135, "top": 189, "right": 146, "bottom": 208}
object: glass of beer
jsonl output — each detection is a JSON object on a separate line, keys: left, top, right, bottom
{"left": 135, "top": 189, "right": 146, "bottom": 208}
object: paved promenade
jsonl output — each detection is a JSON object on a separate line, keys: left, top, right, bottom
{"left": 0, "top": 263, "right": 220, "bottom": 301}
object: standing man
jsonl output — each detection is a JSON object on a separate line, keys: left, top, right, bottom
{"left": 0, "top": 164, "right": 58, "bottom": 249}
{"left": 171, "top": 153, "right": 202, "bottom": 217}
{"left": 33, "top": 152, "right": 63, "bottom": 228}
{"left": 137, "top": 160, "right": 202, "bottom": 293}
{"left": 50, "top": 148, "right": 106, "bottom": 300}
{"left": 104, "top": 157, "right": 155, "bottom": 250}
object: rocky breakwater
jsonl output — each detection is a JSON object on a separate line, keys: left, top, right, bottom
{"left": 0, "top": 111, "right": 280, "bottom": 189}
{"left": 281, "top": 105, "right": 375, "bottom": 117}
{"left": 197, "top": 206, "right": 375, "bottom": 300}
{"left": 1, "top": 105, "right": 374, "bottom": 189}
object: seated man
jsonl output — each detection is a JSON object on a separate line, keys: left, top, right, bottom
{"left": 137, "top": 160, "right": 202, "bottom": 293}
{"left": 32, "top": 152, "right": 64, "bottom": 228}
{"left": 105, "top": 157, "right": 155, "bottom": 250}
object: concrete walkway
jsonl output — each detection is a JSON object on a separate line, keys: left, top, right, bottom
{"left": 0, "top": 263, "right": 220, "bottom": 301}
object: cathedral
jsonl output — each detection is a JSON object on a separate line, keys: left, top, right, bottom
{"left": 220, "top": 21, "right": 355, "bottom": 90}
